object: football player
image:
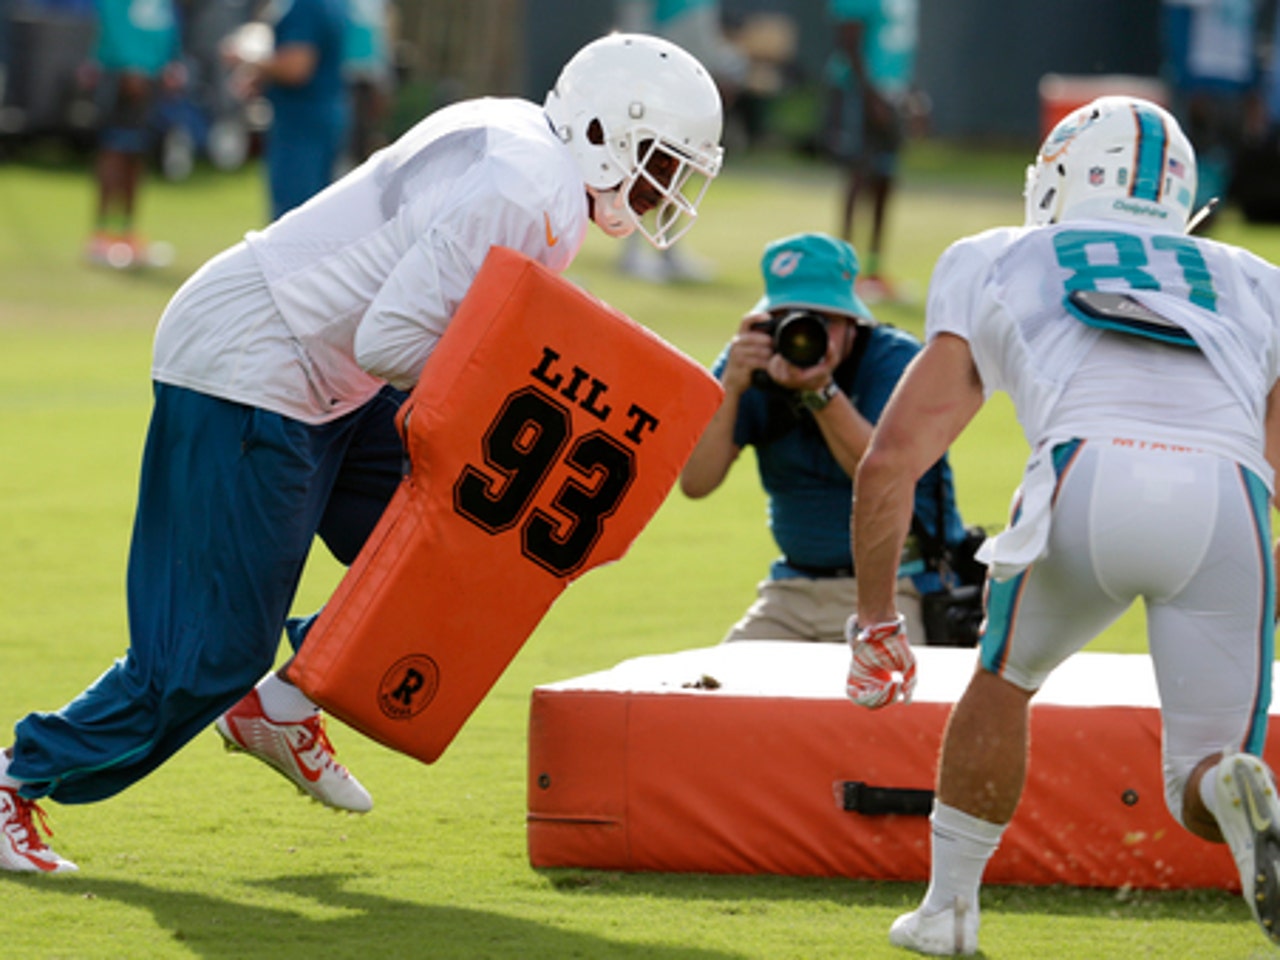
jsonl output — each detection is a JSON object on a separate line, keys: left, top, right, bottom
{"left": 847, "top": 96, "right": 1280, "bottom": 953}
{"left": 0, "top": 32, "right": 723, "bottom": 874}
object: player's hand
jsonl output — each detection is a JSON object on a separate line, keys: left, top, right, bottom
{"left": 845, "top": 615, "right": 916, "bottom": 709}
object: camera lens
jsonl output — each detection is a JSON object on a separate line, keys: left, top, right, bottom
{"left": 775, "top": 311, "right": 829, "bottom": 368}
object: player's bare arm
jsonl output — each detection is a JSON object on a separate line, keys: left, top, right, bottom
{"left": 853, "top": 333, "right": 982, "bottom": 624}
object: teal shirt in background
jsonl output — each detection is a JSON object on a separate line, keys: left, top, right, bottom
{"left": 267, "top": 0, "right": 349, "bottom": 122}
{"left": 94, "top": 0, "right": 180, "bottom": 76}
{"left": 825, "top": 0, "right": 917, "bottom": 95}
{"left": 343, "top": 0, "right": 390, "bottom": 78}
{"left": 653, "top": 0, "right": 713, "bottom": 25}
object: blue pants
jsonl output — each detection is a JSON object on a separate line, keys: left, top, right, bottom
{"left": 267, "top": 108, "right": 347, "bottom": 220}
{"left": 10, "top": 383, "right": 405, "bottom": 803}
{"left": 97, "top": 71, "right": 159, "bottom": 154}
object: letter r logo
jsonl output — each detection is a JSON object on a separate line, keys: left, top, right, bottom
{"left": 378, "top": 655, "right": 440, "bottom": 720}
{"left": 391, "top": 668, "right": 425, "bottom": 706}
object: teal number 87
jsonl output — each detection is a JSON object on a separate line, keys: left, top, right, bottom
{"left": 1053, "top": 229, "right": 1218, "bottom": 312}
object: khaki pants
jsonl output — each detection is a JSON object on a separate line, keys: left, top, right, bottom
{"left": 722, "top": 576, "right": 925, "bottom": 645}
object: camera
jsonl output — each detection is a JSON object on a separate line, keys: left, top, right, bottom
{"left": 921, "top": 584, "right": 984, "bottom": 648}
{"left": 918, "top": 527, "right": 989, "bottom": 648}
{"left": 751, "top": 310, "right": 829, "bottom": 368}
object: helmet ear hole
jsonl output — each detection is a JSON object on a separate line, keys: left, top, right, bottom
{"left": 586, "top": 119, "right": 605, "bottom": 146}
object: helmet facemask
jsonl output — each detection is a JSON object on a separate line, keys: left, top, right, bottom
{"left": 622, "top": 135, "right": 718, "bottom": 249}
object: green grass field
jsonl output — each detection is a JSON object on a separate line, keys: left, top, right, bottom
{"left": 2, "top": 144, "right": 1279, "bottom": 959}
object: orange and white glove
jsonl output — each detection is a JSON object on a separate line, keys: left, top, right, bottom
{"left": 845, "top": 614, "right": 916, "bottom": 709}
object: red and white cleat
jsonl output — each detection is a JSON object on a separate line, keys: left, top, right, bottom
{"left": 0, "top": 787, "right": 78, "bottom": 873}
{"left": 215, "top": 690, "right": 372, "bottom": 813}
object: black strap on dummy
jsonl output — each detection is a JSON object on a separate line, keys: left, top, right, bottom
{"left": 840, "top": 780, "right": 934, "bottom": 816}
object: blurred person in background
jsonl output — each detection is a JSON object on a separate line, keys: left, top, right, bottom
{"left": 679, "top": 232, "right": 973, "bottom": 647}
{"left": 823, "top": 0, "right": 922, "bottom": 304}
{"left": 341, "top": 0, "right": 395, "bottom": 166}
{"left": 614, "top": 0, "right": 748, "bottom": 283}
{"left": 223, "top": 0, "right": 348, "bottom": 221}
{"left": 848, "top": 95, "right": 1280, "bottom": 955}
{"left": 0, "top": 32, "right": 723, "bottom": 875}
{"left": 84, "top": 0, "right": 185, "bottom": 269}
{"left": 1161, "top": 0, "right": 1266, "bottom": 227}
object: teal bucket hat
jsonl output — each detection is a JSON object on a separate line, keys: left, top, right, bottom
{"left": 751, "top": 232, "right": 873, "bottom": 322}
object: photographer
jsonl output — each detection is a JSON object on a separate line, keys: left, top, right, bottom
{"left": 680, "top": 232, "right": 977, "bottom": 645}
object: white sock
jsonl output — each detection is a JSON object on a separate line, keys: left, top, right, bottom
{"left": 1199, "top": 759, "right": 1222, "bottom": 822}
{"left": 920, "top": 801, "right": 1006, "bottom": 916}
{"left": 254, "top": 673, "right": 319, "bottom": 722}
{"left": 0, "top": 751, "right": 20, "bottom": 790}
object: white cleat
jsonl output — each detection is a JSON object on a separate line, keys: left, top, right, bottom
{"left": 889, "top": 898, "right": 978, "bottom": 956}
{"left": 1215, "top": 752, "right": 1280, "bottom": 945}
{"left": 215, "top": 690, "right": 373, "bottom": 814}
{"left": 0, "top": 787, "right": 78, "bottom": 873}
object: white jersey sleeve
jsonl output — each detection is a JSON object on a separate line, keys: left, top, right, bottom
{"left": 153, "top": 98, "right": 589, "bottom": 423}
{"left": 352, "top": 151, "right": 573, "bottom": 389}
{"left": 925, "top": 225, "right": 1029, "bottom": 398}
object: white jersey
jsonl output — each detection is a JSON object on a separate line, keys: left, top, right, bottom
{"left": 153, "top": 97, "right": 590, "bottom": 423}
{"left": 927, "top": 219, "right": 1280, "bottom": 486}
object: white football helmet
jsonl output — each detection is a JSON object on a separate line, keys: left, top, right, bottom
{"left": 544, "top": 32, "right": 724, "bottom": 249}
{"left": 1024, "top": 96, "right": 1197, "bottom": 232}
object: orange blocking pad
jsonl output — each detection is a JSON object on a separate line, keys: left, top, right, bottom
{"left": 528, "top": 643, "right": 1280, "bottom": 890}
{"left": 288, "top": 247, "right": 722, "bottom": 764}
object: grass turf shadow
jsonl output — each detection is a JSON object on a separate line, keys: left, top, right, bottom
{"left": 538, "top": 866, "right": 1248, "bottom": 927}
{"left": 14, "top": 871, "right": 742, "bottom": 959}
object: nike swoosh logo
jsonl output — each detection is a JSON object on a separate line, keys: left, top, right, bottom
{"left": 286, "top": 735, "right": 326, "bottom": 783}
{"left": 229, "top": 716, "right": 325, "bottom": 783}
{"left": 544, "top": 212, "right": 560, "bottom": 247}
{"left": 1239, "top": 761, "right": 1274, "bottom": 833}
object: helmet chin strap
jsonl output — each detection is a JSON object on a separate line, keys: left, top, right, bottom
{"left": 587, "top": 186, "right": 636, "bottom": 239}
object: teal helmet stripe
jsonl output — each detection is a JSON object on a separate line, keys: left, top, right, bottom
{"left": 1129, "top": 104, "right": 1168, "bottom": 203}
